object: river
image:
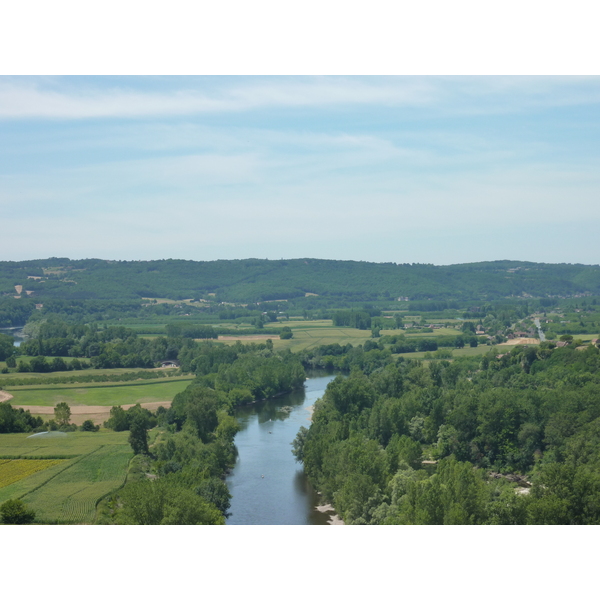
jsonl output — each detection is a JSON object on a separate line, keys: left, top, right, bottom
{"left": 0, "top": 327, "right": 25, "bottom": 347}
{"left": 225, "top": 372, "right": 338, "bottom": 525}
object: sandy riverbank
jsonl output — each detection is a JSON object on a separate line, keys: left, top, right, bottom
{"left": 303, "top": 406, "right": 344, "bottom": 523}
{"left": 305, "top": 405, "right": 314, "bottom": 421}
{"left": 315, "top": 503, "right": 345, "bottom": 525}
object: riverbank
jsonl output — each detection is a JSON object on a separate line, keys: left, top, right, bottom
{"left": 305, "top": 392, "right": 344, "bottom": 524}
{"left": 315, "top": 503, "right": 345, "bottom": 525}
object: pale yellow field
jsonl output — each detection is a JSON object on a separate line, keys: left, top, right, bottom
{"left": 0, "top": 459, "right": 64, "bottom": 489}
{"left": 502, "top": 338, "right": 540, "bottom": 346}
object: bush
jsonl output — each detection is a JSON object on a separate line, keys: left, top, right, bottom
{"left": 279, "top": 327, "right": 293, "bottom": 340}
{"left": 59, "top": 423, "right": 78, "bottom": 432}
{"left": 0, "top": 498, "right": 36, "bottom": 524}
{"left": 80, "top": 419, "right": 99, "bottom": 432}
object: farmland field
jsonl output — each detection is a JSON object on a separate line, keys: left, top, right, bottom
{"left": 55, "top": 318, "right": 467, "bottom": 355}
{"left": 6, "top": 378, "right": 193, "bottom": 407}
{"left": 191, "top": 319, "right": 465, "bottom": 352}
{"left": 380, "top": 327, "right": 461, "bottom": 337}
{"left": 0, "top": 459, "right": 64, "bottom": 488}
{"left": 210, "top": 319, "right": 372, "bottom": 351}
{"left": 270, "top": 322, "right": 371, "bottom": 351}
{"left": 0, "top": 430, "right": 134, "bottom": 523}
{"left": 0, "top": 430, "right": 129, "bottom": 457}
{"left": 394, "top": 344, "right": 496, "bottom": 360}
{"left": 22, "top": 445, "right": 132, "bottom": 523}
{"left": 0, "top": 365, "right": 188, "bottom": 380}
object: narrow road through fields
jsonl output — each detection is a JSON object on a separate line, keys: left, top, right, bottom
{"left": 534, "top": 318, "right": 546, "bottom": 342}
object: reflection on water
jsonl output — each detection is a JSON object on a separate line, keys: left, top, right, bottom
{"left": 226, "top": 373, "right": 338, "bottom": 525}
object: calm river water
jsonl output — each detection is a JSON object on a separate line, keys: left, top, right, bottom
{"left": 225, "top": 372, "right": 337, "bottom": 525}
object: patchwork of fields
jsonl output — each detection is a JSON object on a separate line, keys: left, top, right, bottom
{"left": 268, "top": 321, "right": 372, "bottom": 351}
{"left": 0, "top": 431, "right": 133, "bottom": 524}
{"left": 140, "top": 319, "right": 465, "bottom": 353}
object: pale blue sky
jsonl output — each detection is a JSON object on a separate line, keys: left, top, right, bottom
{"left": 2, "top": 76, "right": 600, "bottom": 265}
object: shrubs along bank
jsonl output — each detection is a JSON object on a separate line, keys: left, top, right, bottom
{"left": 98, "top": 344, "right": 305, "bottom": 524}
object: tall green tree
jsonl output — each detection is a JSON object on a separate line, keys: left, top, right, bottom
{"left": 0, "top": 333, "right": 14, "bottom": 361}
{"left": 129, "top": 415, "right": 149, "bottom": 455}
{"left": 54, "top": 402, "right": 71, "bottom": 427}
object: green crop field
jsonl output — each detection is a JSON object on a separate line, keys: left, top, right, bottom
{"left": 270, "top": 321, "right": 372, "bottom": 351}
{"left": 22, "top": 445, "right": 133, "bottom": 523}
{"left": 0, "top": 430, "right": 134, "bottom": 523}
{"left": 394, "top": 344, "right": 497, "bottom": 360}
{"left": 565, "top": 334, "right": 600, "bottom": 341}
{"left": 7, "top": 378, "right": 193, "bottom": 407}
{"left": 0, "top": 365, "right": 180, "bottom": 380}
{"left": 0, "top": 430, "right": 129, "bottom": 458}
{"left": 380, "top": 327, "right": 461, "bottom": 337}
{"left": 210, "top": 319, "right": 373, "bottom": 352}
{"left": 213, "top": 319, "right": 465, "bottom": 352}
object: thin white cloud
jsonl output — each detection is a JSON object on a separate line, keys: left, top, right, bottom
{"left": 1, "top": 76, "right": 599, "bottom": 120}
{"left": 0, "top": 77, "right": 438, "bottom": 119}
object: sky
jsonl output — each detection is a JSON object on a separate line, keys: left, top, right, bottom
{"left": 2, "top": 75, "right": 600, "bottom": 266}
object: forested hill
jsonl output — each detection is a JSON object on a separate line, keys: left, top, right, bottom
{"left": 2, "top": 258, "right": 600, "bottom": 303}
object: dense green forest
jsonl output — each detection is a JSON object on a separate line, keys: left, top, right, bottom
{"left": 293, "top": 341, "right": 600, "bottom": 524}
{"left": 2, "top": 258, "right": 600, "bottom": 307}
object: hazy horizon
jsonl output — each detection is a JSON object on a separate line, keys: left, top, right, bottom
{"left": 4, "top": 255, "right": 600, "bottom": 268}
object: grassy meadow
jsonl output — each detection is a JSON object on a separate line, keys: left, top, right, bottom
{"left": 6, "top": 377, "right": 193, "bottom": 407}
{"left": 0, "top": 363, "right": 188, "bottom": 380}
{"left": 380, "top": 327, "right": 462, "bottom": 337}
{"left": 267, "top": 320, "right": 372, "bottom": 351}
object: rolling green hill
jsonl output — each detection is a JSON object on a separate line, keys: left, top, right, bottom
{"left": 2, "top": 258, "right": 600, "bottom": 306}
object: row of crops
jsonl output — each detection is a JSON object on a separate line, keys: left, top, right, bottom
{"left": 0, "top": 431, "right": 133, "bottom": 523}
{"left": 0, "top": 459, "right": 64, "bottom": 489}
{"left": 21, "top": 445, "right": 133, "bottom": 523}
